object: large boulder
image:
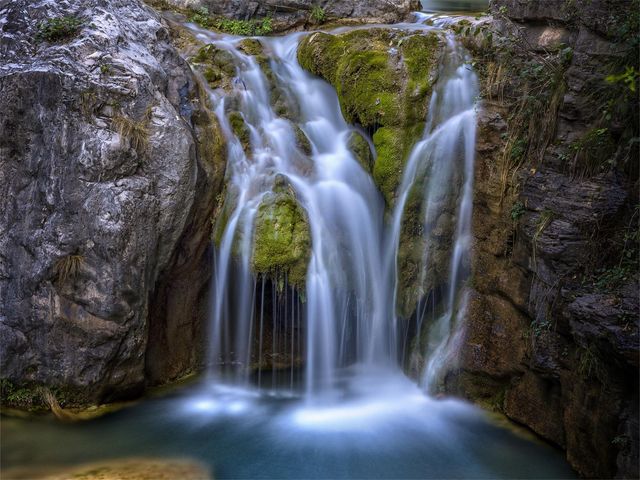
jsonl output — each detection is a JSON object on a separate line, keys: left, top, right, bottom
{"left": 0, "top": 0, "right": 224, "bottom": 405}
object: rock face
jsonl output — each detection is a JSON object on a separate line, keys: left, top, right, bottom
{"left": 0, "top": 0, "right": 224, "bottom": 404}
{"left": 162, "top": 0, "right": 421, "bottom": 30}
{"left": 444, "top": 0, "right": 639, "bottom": 477}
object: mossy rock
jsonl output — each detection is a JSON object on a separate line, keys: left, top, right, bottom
{"left": 298, "top": 28, "right": 442, "bottom": 205}
{"left": 252, "top": 190, "right": 311, "bottom": 289}
{"left": 348, "top": 130, "right": 374, "bottom": 173}
{"left": 227, "top": 111, "right": 251, "bottom": 151}
{"left": 294, "top": 124, "right": 312, "bottom": 155}
{"left": 372, "top": 123, "right": 425, "bottom": 205}
{"left": 191, "top": 44, "right": 236, "bottom": 89}
{"left": 238, "top": 38, "right": 264, "bottom": 57}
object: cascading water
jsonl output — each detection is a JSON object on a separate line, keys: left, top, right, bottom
{"left": 385, "top": 33, "right": 479, "bottom": 393}
{"left": 200, "top": 20, "right": 476, "bottom": 399}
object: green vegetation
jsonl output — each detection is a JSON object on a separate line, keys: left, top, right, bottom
{"left": 227, "top": 111, "right": 251, "bottom": 151}
{"left": 534, "top": 208, "right": 555, "bottom": 240}
{"left": 297, "top": 29, "right": 440, "bottom": 204}
{"left": 189, "top": 7, "right": 273, "bottom": 35}
{"left": 191, "top": 44, "right": 236, "bottom": 89}
{"left": 348, "top": 131, "right": 374, "bottom": 173}
{"left": 310, "top": 6, "right": 326, "bottom": 24}
{"left": 577, "top": 345, "right": 607, "bottom": 384}
{"left": 510, "top": 201, "right": 525, "bottom": 221}
{"left": 252, "top": 189, "right": 311, "bottom": 289}
{"left": 36, "top": 16, "right": 83, "bottom": 42}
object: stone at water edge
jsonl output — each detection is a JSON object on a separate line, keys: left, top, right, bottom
{"left": 3, "top": 458, "right": 212, "bottom": 480}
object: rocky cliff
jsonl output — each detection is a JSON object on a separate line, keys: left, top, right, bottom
{"left": 0, "top": 0, "right": 224, "bottom": 405}
{"left": 157, "top": 0, "right": 421, "bottom": 32}
{"left": 443, "top": 0, "right": 639, "bottom": 477}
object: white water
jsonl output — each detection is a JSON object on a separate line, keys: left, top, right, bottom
{"left": 191, "top": 18, "right": 478, "bottom": 402}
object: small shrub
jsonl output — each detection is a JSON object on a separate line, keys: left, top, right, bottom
{"left": 255, "top": 17, "right": 273, "bottom": 36}
{"left": 310, "top": 6, "right": 326, "bottom": 24}
{"left": 510, "top": 201, "right": 525, "bottom": 221}
{"left": 37, "top": 16, "right": 83, "bottom": 43}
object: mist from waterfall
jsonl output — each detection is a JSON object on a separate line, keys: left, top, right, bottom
{"left": 194, "top": 21, "right": 477, "bottom": 400}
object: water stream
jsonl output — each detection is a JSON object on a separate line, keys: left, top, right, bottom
{"left": 1, "top": 6, "right": 575, "bottom": 479}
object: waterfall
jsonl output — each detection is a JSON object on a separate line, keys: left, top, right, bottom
{"left": 385, "top": 35, "right": 478, "bottom": 392}
{"left": 193, "top": 23, "right": 477, "bottom": 399}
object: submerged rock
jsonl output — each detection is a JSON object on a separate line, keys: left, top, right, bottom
{"left": 298, "top": 28, "right": 442, "bottom": 205}
{"left": 0, "top": 0, "right": 225, "bottom": 405}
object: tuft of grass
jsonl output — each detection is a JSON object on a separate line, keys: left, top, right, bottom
{"left": 534, "top": 208, "right": 555, "bottom": 241}
{"left": 577, "top": 345, "right": 607, "bottom": 384}
{"left": 53, "top": 255, "right": 85, "bottom": 283}
{"left": 112, "top": 113, "right": 150, "bottom": 153}
{"left": 36, "top": 16, "right": 83, "bottom": 43}
{"left": 568, "top": 127, "right": 616, "bottom": 177}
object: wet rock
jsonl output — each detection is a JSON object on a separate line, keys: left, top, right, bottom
{"left": 298, "top": 28, "right": 442, "bottom": 205}
{"left": 252, "top": 189, "right": 311, "bottom": 290}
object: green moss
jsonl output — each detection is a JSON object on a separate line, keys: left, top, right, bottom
{"left": 348, "top": 131, "right": 374, "bottom": 173}
{"left": 252, "top": 192, "right": 311, "bottom": 289}
{"left": 192, "top": 44, "right": 236, "bottom": 89}
{"left": 401, "top": 33, "right": 440, "bottom": 122}
{"left": 227, "top": 111, "right": 251, "bottom": 151}
{"left": 373, "top": 124, "right": 424, "bottom": 205}
{"left": 238, "top": 38, "right": 265, "bottom": 57}
{"left": 298, "top": 29, "right": 441, "bottom": 204}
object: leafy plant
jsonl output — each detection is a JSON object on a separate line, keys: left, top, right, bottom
{"left": 606, "top": 66, "right": 639, "bottom": 93}
{"left": 36, "top": 16, "right": 83, "bottom": 42}
{"left": 310, "top": 6, "right": 326, "bottom": 24}
{"left": 510, "top": 201, "right": 525, "bottom": 221}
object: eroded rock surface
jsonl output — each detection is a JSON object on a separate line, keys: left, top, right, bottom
{"left": 443, "top": 1, "right": 639, "bottom": 477}
{"left": 0, "top": 0, "right": 224, "bottom": 404}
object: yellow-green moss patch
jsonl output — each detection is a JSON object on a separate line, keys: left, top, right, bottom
{"left": 297, "top": 28, "right": 442, "bottom": 205}
{"left": 252, "top": 191, "right": 310, "bottom": 289}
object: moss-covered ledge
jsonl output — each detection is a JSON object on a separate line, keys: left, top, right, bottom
{"left": 297, "top": 28, "right": 443, "bottom": 205}
{"left": 252, "top": 179, "right": 311, "bottom": 291}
